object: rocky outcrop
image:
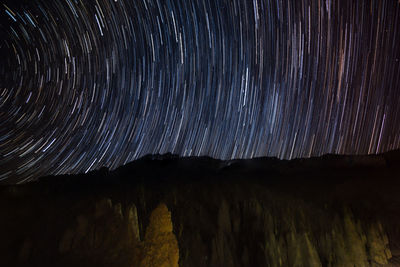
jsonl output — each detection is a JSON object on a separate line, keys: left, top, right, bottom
{"left": 0, "top": 189, "right": 394, "bottom": 267}
{"left": 0, "top": 195, "right": 178, "bottom": 267}
{"left": 140, "top": 203, "right": 179, "bottom": 267}
{"left": 57, "top": 198, "right": 139, "bottom": 266}
{"left": 56, "top": 200, "right": 179, "bottom": 267}
{"left": 1, "top": 151, "right": 400, "bottom": 266}
{"left": 173, "top": 195, "right": 392, "bottom": 267}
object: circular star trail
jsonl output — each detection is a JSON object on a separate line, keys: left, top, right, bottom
{"left": 1, "top": 0, "right": 400, "bottom": 183}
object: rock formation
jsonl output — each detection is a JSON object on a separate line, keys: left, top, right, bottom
{"left": 140, "top": 203, "right": 179, "bottom": 267}
{"left": 1, "top": 151, "right": 400, "bottom": 266}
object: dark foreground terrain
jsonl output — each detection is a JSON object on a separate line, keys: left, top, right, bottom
{"left": 1, "top": 151, "right": 400, "bottom": 267}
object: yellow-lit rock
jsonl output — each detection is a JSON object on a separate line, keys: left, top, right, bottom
{"left": 139, "top": 203, "right": 179, "bottom": 267}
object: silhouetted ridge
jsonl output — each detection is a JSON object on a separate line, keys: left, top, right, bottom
{"left": 22, "top": 149, "right": 399, "bottom": 188}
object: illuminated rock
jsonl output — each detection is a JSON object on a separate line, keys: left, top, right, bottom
{"left": 139, "top": 203, "right": 179, "bottom": 267}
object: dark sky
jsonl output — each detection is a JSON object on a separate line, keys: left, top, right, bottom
{"left": 1, "top": 0, "right": 400, "bottom": 183}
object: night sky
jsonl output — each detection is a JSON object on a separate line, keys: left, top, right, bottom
{"left": 1, "top": 0, "right": 400, "bottom": 183}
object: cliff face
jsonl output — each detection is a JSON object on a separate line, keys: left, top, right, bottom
{"left": 167, "top": 182, "right": 393, "bottom": 267}
{"left": 1, "top": 151, "right": 400, "bottom": 266}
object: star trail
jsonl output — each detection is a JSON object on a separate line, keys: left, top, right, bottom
{"left": 1, "top": 0, "right": 400, "bottom": 183}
